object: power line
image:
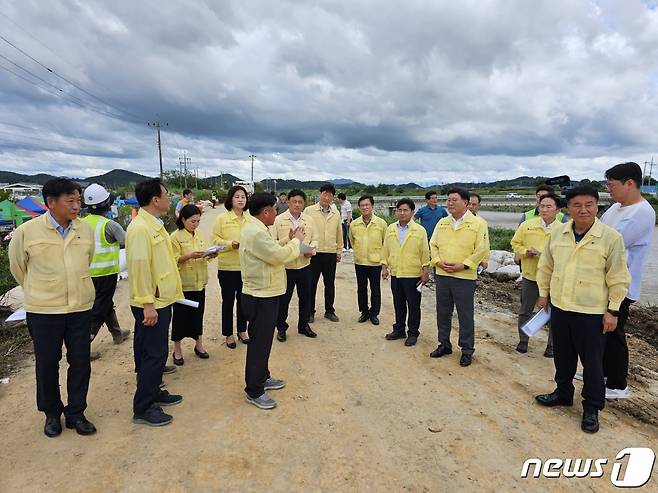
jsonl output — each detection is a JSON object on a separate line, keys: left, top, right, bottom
{"left": 0, "top": 33, "right": 143, "bottom": 121}
{"left": 0, "top": 61, "right": 132, "bottom": 121}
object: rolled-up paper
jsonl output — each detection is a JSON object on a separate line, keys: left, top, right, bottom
{"left": 6, "top": 309, "right": 26, "bottom": 322}
{"left": 175, "top": 299, "right": 200, "bottom": 308}
{"left": 300, "top": 243, "right": 315, "bottom": 255}
{"left": 203, "top": 245, "right": 227, "bottom": 257}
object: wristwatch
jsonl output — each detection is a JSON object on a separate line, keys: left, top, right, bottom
{"left": 607, "top": 309, "right": 619, "bottom": 317}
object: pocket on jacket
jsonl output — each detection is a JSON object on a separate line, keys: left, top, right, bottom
{"left": 26, "top": 277, "right": 61, "bottom": 307}
{"left": 156, "top": 271, "right": 177, "bottom": 300}
{"left": 80, "top": 274, "right": 95, "bottom": 306}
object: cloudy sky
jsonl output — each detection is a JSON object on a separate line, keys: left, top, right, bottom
{"left": 0, "top": 0, "right": 657, "bottom": 184}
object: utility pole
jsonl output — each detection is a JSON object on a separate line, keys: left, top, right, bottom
{"left": 179, "top": 152, "right": 192, "bottom": 189}
{"left": 650, "top": 156, "right": 655, "bottom": 187}
{"left": 643, "top": 161, "right": 649, "bottom": 186}
{"left": 195, "top": 167, "right": 198, "bottom": 189}
{"left": 148, "top": 121, "right": 168, "bottom": 178}
{"left": 249, "top": 154, "right": 256, "bottom": 183}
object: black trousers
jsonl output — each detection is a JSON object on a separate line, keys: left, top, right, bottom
{"left": 391, "top": 276, "right": 422, "bottom": 337}
{"left": 132, "top": 305, "right": 171, "bottom": 415}
{"left": 217, "top": 270, "right": 247, "bottom": 336}
{"left": 242, "top": 294, "right": 279, "bottom": 398}
{"left": 26, "top": 311, "right": 91, "bottom": 420}
{"left": 310, "top": 253, "right": 337, "bottom": 315}
{"left": 342, "top": 221, "right": 351, "bottom": 249}
{"left": 90, "top": 274, "right": 122, "bottom": 341}
{"left": 277, "top": 266, "right": 312, "bottom": 331}
{"left": 551, "top": 305, "right": 606, "bottom": 411}
{"left": 355, "top": 264, "right": 382, "bottom": 316}
{"left": 603, "top": 297, "right": 633, "bottom": 390}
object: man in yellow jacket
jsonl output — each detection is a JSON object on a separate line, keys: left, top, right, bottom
{"left": 271, "top": 189, "right": 319, "bottom": 341}
{"left": 349, "top": 195, "right": 387, "bottom": 325}
{"left": 535, "top": 186, "right": 630, "bottom": 434}
{"left": 304, "top": 183, "right": 343, "bottom": 323}
{"left": 240, "top": 192, "right": 305, "bottom": 410}
{"left": 381, "top": 198, "right": 430, "bottom": 347}
{"left": 429, "top": 188, "right": 488, "bottom": 367}
{"left": 467, "top": 192, "right": 490, "bottom": 270}
{"left": 510, "top": 193, "right": 561, "bottom": 356}
{"left": 9, "top": 178, "right": 97, "bottom": 437}
{"left": 126, "top": 178, "right": 184, "bottom": 427}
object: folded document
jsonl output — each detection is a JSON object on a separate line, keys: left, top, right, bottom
{"left": 521, "top": 306, "right": 551, "bottom": 337}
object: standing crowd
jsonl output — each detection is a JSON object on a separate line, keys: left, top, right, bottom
{"left": 7, "top": 162, "right": 653, "bottom": 436}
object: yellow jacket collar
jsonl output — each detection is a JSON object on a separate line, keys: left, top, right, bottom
{"left": 562, "top": 217, "right": 603, "bottom": 238}
{"left": 137, "top": 207, "right": 165, "bottom": 231}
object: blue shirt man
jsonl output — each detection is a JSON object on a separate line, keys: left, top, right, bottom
{"left": 414, "top": 191, "right": 448, "bottom": 239}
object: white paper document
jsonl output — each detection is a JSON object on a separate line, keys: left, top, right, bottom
{"left": 203, "top": 245, "right": 227, "bottom": 257}
{"left": 6, "top": 309, "right": 27, "bottom": 322}
{"left": 521, "top": 306, "right": 551, "bottom": 337}
{"left": 300, "top": 243, "right": 315, "bottom": 255}
{"left": 175, "top": 299, "right": 200, "bottom": 308}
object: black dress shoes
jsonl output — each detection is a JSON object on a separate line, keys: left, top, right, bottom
{"left": 404, "top": 336, "right": 418, "bottom": 347}
{"left": 429, "top": 345, "right": 452, "bottom": 358}
{"left": 385, "top": 330, "right": 406, "bottom": 341}
{"left": 65, "top": 416, "right": 97, "bottom": 436}
{"left": 44, "top": 415, "right": 62, "bottom": 438}
{"left": 194, "top": 347, "right": 209, "bottom": 359}
{"left": 581, "top": 409, "right": 599, "bottom": 433}
{"left": 324, "top": 312, "right": 339, "bottom": 322}
{"left": 172, "top": 352, "right": 184, "bottom": 366}
{"left": 535, "top": 390, "right": 573, "bottom": 407}
{"left": 358, "top": 312, "right": 369, "bottom": 323}
{"left": 370, "top": 315, "right": 380, "bottom": 325}
{"left": 277, "top": 331, "right": 287, "bottom": 342}
{"left": 515, "top": 342, "right": 528, "bottom": 354}
{"left": 298, "top": 325, "right": 317, "bottom": 338}
{"left": 459, "top": 353, "right": 473, "bottom": 367}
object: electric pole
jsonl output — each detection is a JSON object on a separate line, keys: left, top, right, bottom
{"left": 179, "top": 152, "right": 192, "bottom": 189}
{"left": 148, "top": 121, "right": 168, "bottom": 178}
{"left": 249, "top": 154, "right": 256, "bottom": 183}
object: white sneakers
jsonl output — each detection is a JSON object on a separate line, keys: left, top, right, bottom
{"left": 573, "top": 372, "right": 630, "bottom": 399}
{"left": 605, "top": 387, "right": 631, "bottom": 400}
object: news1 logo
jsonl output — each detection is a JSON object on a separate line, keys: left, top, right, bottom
{"left": 520, "top": 448, "right": 656, "bottom": 487}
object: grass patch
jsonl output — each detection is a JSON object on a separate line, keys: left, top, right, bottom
{"left": 489, "top": 227, "right": 515, "bottom": 251}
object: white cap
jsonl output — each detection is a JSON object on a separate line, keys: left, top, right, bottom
{"left": 84, "top": 183, "right": 110, "bottom": 206}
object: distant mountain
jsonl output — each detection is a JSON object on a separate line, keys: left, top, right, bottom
{"left": 84, "top": 169, "right": 151, "bottom": 187}
{"left": 329, "top": 178, "right": 354, "bottom": 185}
{"left": 0, "top": 171, "right": 58, "bottom": 185}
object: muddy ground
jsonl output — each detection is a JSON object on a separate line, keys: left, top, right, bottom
{"left": 1, "top": 207, "right": 656, "bottom": 492}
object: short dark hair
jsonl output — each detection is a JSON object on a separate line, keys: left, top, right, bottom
{"left": 425, "top": 190, "right": 437, "bottom": 200}
{"left": 536, "top": 184, "right": 555, "bottom": 194}
{"left": 279, "top": 192, "right": 287, "bottom": 197}
{"left": 605, "top": 162, "right": 642, "bottom": 189}
{"left": 135, "top": 178, "right": 167, "bottom": 207}
{"left": 538, "top": 193, "right": 560, "bottom": 208}
{"left": 247, "top": 192, "right": 276, "bottom": 216}
{"left": 358, "top": 195, "right": 374, "bottom": 206}
{"left": 337, "top": 193, "right": 346, "bottom": 200}
{"left": 447, "top": 187, "right": 470, "bottom": 201}
{"left": 470, "top": 192, "right": 481, "bottom": 203}
{"left": 175, "top": 204, "right": 202, "bottom": 229}
{"left": 42, "top": 178, "right": 82, "bottom": 205}
{"left": 182, "top": 189, "right": 192, "bottom": 197}
{"left": 287, "top": 189, "right": 306, "bottom": 201}
{"left": 565, "top": 185, "right": 599, "bottom": 203}
{"left": 396, "top": 197, "right": 415, "bottom": 211}
{"left": 224, "top": 185, "right": 248, "bottom": 211}
{"left": 320, "top": 183, "right": 336, "bottom": 195}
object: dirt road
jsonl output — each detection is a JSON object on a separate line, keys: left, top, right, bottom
{"left": 1, "top": 207, "right": 656, "bottom": 492}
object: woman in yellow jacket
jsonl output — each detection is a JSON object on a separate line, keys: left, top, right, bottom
{"left": 212, "top": 185, "right": 251, "bottom": 349}
{"left": 510, "top": 193, "right": 560, "bottom": 356}
{"left": 171, "top": 204, "right": 216, "bottom": 364}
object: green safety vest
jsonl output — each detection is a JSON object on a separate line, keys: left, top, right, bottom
{"left": 524, "top": 208, "right": 565, "bottom": 222}
{"left": 82, "top": 214, "right": 120, "bottom": 277}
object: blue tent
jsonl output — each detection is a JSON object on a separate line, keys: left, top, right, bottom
{"left": 124, "top": 196, "right": 139, "bottom": 206}
{"left": 16, "top": 196, "right": 47, "bottom": 216}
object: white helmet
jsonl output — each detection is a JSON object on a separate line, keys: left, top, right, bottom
{"left": 84, "top": 183, "right": 111, "bottom": 208}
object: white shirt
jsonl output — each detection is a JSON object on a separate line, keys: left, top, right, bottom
{"left": 340, "top": 200, "right": 352, "bottom": 221}
{"left": 288, "top": 211, "right": 301, "bottom": 228}
{"left": 451, "top": 215, "right": 465, "bottom": 230}
{"left": 601, "top": 200, "right": 655, "bottom": 301}
{"left": 396, "top": 222, "right": 410, "bottom": 245}
{"left": 541, "top": 218, "right": 556, "bottom": 231}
